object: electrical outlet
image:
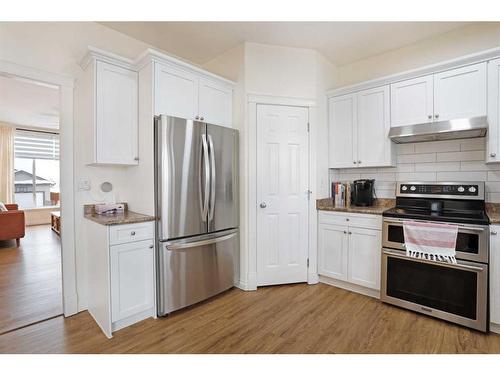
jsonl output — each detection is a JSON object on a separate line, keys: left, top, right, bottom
{"left": 78, "top": 178, "right": 91, "bottom": 191}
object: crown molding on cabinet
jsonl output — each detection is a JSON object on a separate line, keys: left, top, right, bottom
{"left": 247, "top": 93, "right": 316, "bottom": 107}
{"left": 135, "top": 48, "right": 235, "bottom": 87}
{"left": 327, "top": 46, "right": 500, "bottom": 98}
{"left": 80, "top": 46, "right": 235, "bottom": 88}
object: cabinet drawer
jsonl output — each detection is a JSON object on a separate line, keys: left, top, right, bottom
{"left": 318, "top": 211, "right": 382, "bottom": 230}
{"left": 109, "top": 222, "right": 154, "bottom": 245}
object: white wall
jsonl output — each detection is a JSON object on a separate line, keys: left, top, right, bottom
{"left": 335, "top": 22, "right": 500, "bottom": 87}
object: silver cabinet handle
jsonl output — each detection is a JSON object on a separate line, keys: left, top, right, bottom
{"left": 260, "top": 202, "right": 267, "bottom": 208}
{"left": 195, "top": 115, "right": 200, "bottom": 120}
{"left": 134, "top": 157, "right": 139, "bottom": 161}
{"left": 435, "top": 114, "right": 439, "bottom": 119}
{"left": 348, "top": 232, "right": 352, "bottom": 235}
{"left": 491, "top": 153, "right": 497, "bottom": 158}
{"left": 353, "top": 161, "right": 357, "bottom": 164}
{"left": 427, "top": 115, "right": 432, "bottom": 120}
{"left": 346, "top": 218, "right": 350, "bottom": 221}
{"left": 131, "top": 231, "right": 136, "bottom": 236}
{"left": 149, "top": 244, "right": 154, "bottom": 249}
{"left": 343, "top": 230, "right": 347, "bottom": 234}
{"left": 200, "top": 116, "right": 204, "bottom": 121}
{"left": 358, "top": 160, "right": 361, "bottom": 164}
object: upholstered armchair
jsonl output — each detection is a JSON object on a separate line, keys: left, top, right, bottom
{"left": 0, "top": 204, "right": 25, "bottom": 247}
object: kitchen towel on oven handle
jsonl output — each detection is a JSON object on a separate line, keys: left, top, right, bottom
{"left": 403, "top": 221, "right": 458, "bottom": 264}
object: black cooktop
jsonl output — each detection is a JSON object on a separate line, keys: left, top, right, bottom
{"left": 382, "top": 206, "right": 490, "bottom": 225}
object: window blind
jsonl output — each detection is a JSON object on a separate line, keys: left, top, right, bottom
{"left": 14, "top": 129, "right": 60, "bottom": 160}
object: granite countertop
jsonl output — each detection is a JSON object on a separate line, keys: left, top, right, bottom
{"left": 486, "top": 203, "right": 500, "bottom": 224}
{"left": 83, "top": 204, "right": 156, "bottom": 226}
{"left": 316, "top": 198, "right": 395, "bottom": 215}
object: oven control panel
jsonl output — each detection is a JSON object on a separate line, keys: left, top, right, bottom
{"left": 397, "top": 182, "right": 484, "bottom": 200}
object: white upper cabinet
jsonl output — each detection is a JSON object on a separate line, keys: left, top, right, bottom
{"left": 433, "top": 62, "right": 487, "bottom": 122}
{"left": 95, "top": 61, "right": 138, "bottom": 165}
{"left": 154, "top": 62, "right": 233, "bottom": 127}
{"left": 357, "top": 86, "right": 392, "bottom": 168}
{"left": 328, "top": 94, "right": 356, "bottom": 168}
{"left": 390, "top": 75, "right": 434, "bottom": 127}
{"left": 487, "top": 58, "right": 500, "bottom": 163}
{"left": 198, "top": 78, "right": 233, "bottom": 127}
{"left": 328, "top": 86, "right": 394, "bottom": 169}
{"left": 154, "top": 63, "right": 199, "bottom": 120}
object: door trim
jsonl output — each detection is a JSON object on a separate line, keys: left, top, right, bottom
{"left": 245, "top": 94, "right": 317, "bottom": 290}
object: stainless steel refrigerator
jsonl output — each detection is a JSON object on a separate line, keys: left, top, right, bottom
{"left": 154, "top": 115, "right": 239, "bottom": 316}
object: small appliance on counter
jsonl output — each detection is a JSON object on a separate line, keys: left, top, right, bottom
{"left": 351, "top": 179, "right": 375, "bottom": 207}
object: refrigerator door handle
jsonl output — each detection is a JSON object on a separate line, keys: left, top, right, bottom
{"left": 199, "top": 134, "right": 210, "bottom": 221}
{"left": 208, "top": 134, "right": 216, "bottom": 221}
{"left": 165, "top": 232, "right": 238, "bottom": 250}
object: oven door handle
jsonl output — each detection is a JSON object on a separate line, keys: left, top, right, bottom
{"left": 384, "top": 219, "right": 485, "bottom": 232}
{"left": 382, "top": 249, "right": 486, "bottom": 272}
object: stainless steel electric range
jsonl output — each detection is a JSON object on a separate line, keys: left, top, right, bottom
{"left": 381, "top": 181, "right": 490, "bottom": 332}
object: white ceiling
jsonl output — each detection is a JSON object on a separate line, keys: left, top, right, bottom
{"left": 0, "top": 75, "right": 59, "bottom": 130}
{"left": 101, "top": 22, "right": 472, "bottom": 65}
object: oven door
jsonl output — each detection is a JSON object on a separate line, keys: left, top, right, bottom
{"left": 381, "top": 248, "right": 488, "bottom": 331}
{"left": 382, "top": 218, "right": 489, "bottom": 263}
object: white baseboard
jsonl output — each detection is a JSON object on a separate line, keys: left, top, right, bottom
{"left": 490, "top": 323, "right": 500, "bottom": 334}
{"left": 319, "top": 275, "right": 380, "bottom": 299}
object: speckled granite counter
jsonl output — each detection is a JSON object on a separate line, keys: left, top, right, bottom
{"left": 316, "top": 198, "right": 395, "bottom": 215}
{"left": 84, "top": 204, "right": 156, "bottom": 226}
{"left": 487, "top": 203, "right": 500, "bottom": 224}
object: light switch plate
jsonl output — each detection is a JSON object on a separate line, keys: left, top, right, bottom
{"left": 78, "top": 178, "right": 91, "bottom": 191}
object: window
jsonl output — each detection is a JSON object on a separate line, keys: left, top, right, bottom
{"left": 13, "top": 129, "right": 60, "bottom": 209}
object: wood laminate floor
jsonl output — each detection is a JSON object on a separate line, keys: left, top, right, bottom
{"left": 0, "top": 225, "right": 62, "bottom": 335}
{"left": 1, "top": 282, "right": 500, "bottom": 353}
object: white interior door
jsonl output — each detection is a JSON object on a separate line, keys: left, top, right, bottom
{"left": 256, "top": 104, "right": 309, "bottom": 286}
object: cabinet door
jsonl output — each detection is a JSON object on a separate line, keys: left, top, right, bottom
{"left": 198, "top": 78, "right": 233, "bottom": 127}
{"left": 487, "top": 58, "right": 500, "bottom": 163}
{"left": 110, "top": 239, "right": 155, "bottom": 322}
{"left": 154, "top": 63, "right": 198, "bottom": 120}
{"left": 491, "top": 226, "right": 500, "bottom": 325}
{"left": 390, "top": 75, "right": 433, "bottom": 127}
{"left": 96, "top": 61, "right": 138, "bottom": 165}
{"left": 328, "top": 94, "right": 357, "bottom": 168}
{"left": 434, "top": 62, "right": 487, "bottom": 122}
{"left": 356, "top": 85, "right": 393, "bottom": 168}
{"left": 318, "top": 223, "right": 348, "bottom": 281}
{"left": 347, "top": 227, "right": 381, "bottom": 290}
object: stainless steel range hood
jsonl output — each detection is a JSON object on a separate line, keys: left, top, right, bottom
{"left": 388, "top": 116, "right": 488, "bottom": 144}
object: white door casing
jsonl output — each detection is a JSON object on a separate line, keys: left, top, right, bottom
{"left": 256, "top": 104, "right": 309, "bottom": 286}
{"left": 433, "top": 62, "right": 487, "bottom": 122}
{"left": 390, "top": 75, "right": 434, "bottom": 127}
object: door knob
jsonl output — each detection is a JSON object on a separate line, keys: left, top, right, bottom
{"left": 491, "top": 153, "right": 497, "bottom": 158}
{"left": 260, "top": 202, "right": 267, "bottom": 208}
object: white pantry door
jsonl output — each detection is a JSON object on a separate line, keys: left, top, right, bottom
{"left": 256, "top": 104, "right": 309, "bottom": 286}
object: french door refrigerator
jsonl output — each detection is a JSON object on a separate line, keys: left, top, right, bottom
{"left": 154, "top": 115, "right": 239, "bottom": 316}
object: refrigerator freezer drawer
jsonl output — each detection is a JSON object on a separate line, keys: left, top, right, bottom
{"left": 157, "top": 229, "right": 239, "bottom": 316}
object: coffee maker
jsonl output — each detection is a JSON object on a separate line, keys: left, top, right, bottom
{"left": 351, "top": 179, "right": 375, "bottom": 206}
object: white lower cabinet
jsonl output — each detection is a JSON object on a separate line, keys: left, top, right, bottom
{"left": 86, "top": 220, "right": 155, "bottom": 338}
{"left": 490, "top": 225, "right": 500, "bottom": 330}
{"left": 318, "top": 211, "right": 382, "bottom": 294}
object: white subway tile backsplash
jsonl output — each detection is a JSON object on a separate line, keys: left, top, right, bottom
{"left": 436, "top": 171, "right": 487, "bottom": 181}
{"left": 397, "top": 172, "right": 437, "bottom": 181}
{"left": 329, "top": 138, "right": 500, "bottom": 202}
{"left": 397, "top": 143, "right": 415, "bottom": 155}
{"left": 437, "top": 150, "right": 484, "bottom": 162}
{"left": 398, "top": 153, "right": 436, "bottom": 164}
{"left": 414, "top": 140, "right": 460, "bottom": 153}
{"left": 461, "top": 138, "right": 486, "bottom": 151}
{"left": 414, "top": 162, "right": 460, "bottom": 172}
